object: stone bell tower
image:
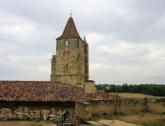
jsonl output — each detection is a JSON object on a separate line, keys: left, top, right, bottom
{"left": 50, "top": 16, "right": 95, "bottom": 92}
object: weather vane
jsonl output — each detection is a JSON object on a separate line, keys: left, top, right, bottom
{"left": 70, "top": 10, "right": 72, "bottom": 17}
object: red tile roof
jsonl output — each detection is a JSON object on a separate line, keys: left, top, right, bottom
{"left": 56, "top": 17, "right": 81, "bottom": 40}
{"left": 0, "top": 81, "right": 84, "bottom": 102}
{"left": 0, "top": 81, "right": 114, "bottom": 102}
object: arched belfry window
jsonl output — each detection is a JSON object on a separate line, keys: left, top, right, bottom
{"left": 64, "top": 40, "right": 69, "bottom": 46}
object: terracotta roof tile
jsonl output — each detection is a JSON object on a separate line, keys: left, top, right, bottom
{"left": 0, "top": 81, "right": 114, "bottom": 102}
{"left": 57, "top": 17, "right": 80, "bottom": 40}
{"left": 0, "top": 81, "right": 84, "bottom": 102}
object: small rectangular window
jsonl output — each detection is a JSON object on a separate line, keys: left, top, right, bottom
{"left": 64, "top": 40, "right": 69, "bottom": 46}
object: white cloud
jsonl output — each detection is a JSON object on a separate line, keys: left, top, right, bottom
{"left": 0, "top": 0, "right": 165, "bottom": 84}
{"left": 0, "top": 16, "right": 39, "bottom": 42}
{"left": 87, "top": 32, "right": 165, "bottom": 83}
{"left": 7, "top": 55, "right": 20, "bottom": 63}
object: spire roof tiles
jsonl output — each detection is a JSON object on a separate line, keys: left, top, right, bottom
{"left": 57, "top": 17, "right": 81, "bottom": 40}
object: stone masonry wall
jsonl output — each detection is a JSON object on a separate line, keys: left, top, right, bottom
{"left": 1, "top": 98, "right": 165, "bottom": 120}
{"left": 51, "top": 38, "right": 85, "bottom": 87}
{"left": 85, "top": 81, "right": 96, "bottom": 93}
{"left": 0, "top": 102, "right": 75, "bottom": 120}
{"left": 84, "top": 41, "right": 89, "bottom": 81}
{"left": 76, "top": 97, "right": 165, "bottom": 120}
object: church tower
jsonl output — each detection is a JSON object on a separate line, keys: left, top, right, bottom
{"left": 51, "top": 16, "right": 95, "bottom": 93}
{"left": 50, "top": 16, "right": 88, "bottom": 87}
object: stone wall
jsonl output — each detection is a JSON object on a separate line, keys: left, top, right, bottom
{"left": 84, "top": 41, "right": 89, "bottom": 81}
{"left": 0, "top": 102, "right": 75, "bottom": 120}
{"left": 85, "top": 81, "right": 96, "bottom": 93}
{"left": 51, "top": 38, "right": 85, "bottom": 87}
{"left": 1, "top": 98, "right": 165, "bottom": 121}
{"left": 76, "top": 97, "right": 165, "bottom": 120}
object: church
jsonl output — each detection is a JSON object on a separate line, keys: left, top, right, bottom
{"left": 0, "top": 16, "right": 164, "bottom": 123}
{"left": 50, "top": 16, "right": 95, "bottom": 93}
{"left": 0, "top": 16, "right": 112, "bottom": 121}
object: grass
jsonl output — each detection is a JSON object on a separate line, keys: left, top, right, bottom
{"left": 110, "top": 93, "right": 155, "bottom": 98}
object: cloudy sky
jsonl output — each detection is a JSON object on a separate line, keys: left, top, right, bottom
{"left": 0, "top": 0, "right": 165, "bottom": 84}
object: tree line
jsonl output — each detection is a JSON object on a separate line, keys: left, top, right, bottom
{"left": 96, "top": 84, "right": 165, "bottom": 96}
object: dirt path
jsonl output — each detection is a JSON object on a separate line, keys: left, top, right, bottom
{"left": 98, "top": 120, "right": 142, "bottom": 126}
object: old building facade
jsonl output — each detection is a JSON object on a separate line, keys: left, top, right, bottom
{"left": 50, "top": 16, "right": 95, "bottom": 93}
{"left": 0, "top": 81, "right": 113, "bottom": 121}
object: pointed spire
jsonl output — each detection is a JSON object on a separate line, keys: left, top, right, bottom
{"left": 84, "top": 36, "right": 86, "bottom": 41}
{"left": 56, "top": 17, "right": 80, "bottom": 40}
{"left": 70, "top": 10, "right": 72, "bottom": 17}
